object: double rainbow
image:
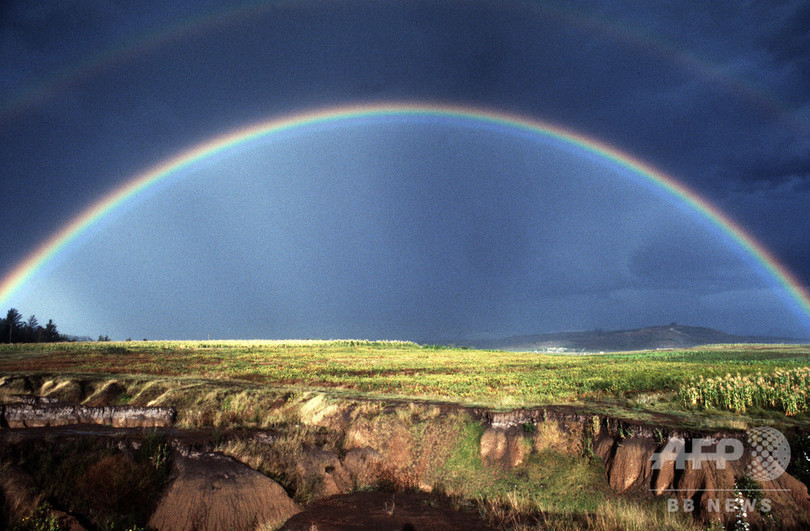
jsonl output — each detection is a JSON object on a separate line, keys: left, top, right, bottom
{"left": 1, "top": 103, "right": 809, "bottom": 322}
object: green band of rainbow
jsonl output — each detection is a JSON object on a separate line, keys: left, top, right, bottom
{"left": 2, "top": 102, "right": 809, "bottom": 322}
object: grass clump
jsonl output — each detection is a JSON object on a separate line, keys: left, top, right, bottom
{"left": 11, "top": 502, "right": 62, "bottom": 531}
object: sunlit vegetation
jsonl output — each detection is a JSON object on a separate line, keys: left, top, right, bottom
{"left": 1, "top": 341, "right": 808, "bottom": 421}
{"left": 679, "top": 367, "right": 810, "bottom": 415}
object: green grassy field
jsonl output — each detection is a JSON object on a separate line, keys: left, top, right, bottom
{"left": 1, "top": 340, "right": 808, "bottom": 428}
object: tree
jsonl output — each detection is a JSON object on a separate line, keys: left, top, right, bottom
{"left": 25, "top": 315, "right": 42, "bottom": 343}
{"left": 5, "top": 308, "right": 23, "bottom": 343}
{"left": 45, "top": 319, "right": 59, "bottom": 342}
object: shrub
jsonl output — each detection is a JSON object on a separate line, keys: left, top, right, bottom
{"left": 5, "top": 434, "right": 171, "bottom": 530}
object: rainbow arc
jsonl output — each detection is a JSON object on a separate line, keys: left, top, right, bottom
{"left": 1, "top": 103, "right": 808, "bottom": 324}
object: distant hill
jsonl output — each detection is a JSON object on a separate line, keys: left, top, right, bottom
{"left": 466, "top": 324, "right": 805, "bottom": 352}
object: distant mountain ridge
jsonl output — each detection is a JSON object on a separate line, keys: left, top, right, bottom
{"left": 466, "top": 324, "right": 805, "bottom": 352}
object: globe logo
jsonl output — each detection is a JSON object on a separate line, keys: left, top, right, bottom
{"left": 746, "top": 427, "right": 790, "bottom": 481}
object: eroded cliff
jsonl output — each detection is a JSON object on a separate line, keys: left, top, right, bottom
{"left": 1, "top": 374, "right": 809, "bottom": 530}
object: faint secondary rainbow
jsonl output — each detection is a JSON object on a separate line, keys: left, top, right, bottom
{"left": 1, "top": 102, "right": 809, "bottom": 321}
{"left": 4, "top": 1, "right": 805, "bottom": 137}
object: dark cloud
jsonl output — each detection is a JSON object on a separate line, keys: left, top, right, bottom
{"left": 1, "top": 1, "right": 808, "bottom": 339}
{"left": 756, "top": 4, "right": 810, "bottom": 75}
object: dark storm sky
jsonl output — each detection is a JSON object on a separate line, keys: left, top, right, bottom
{"left": 1, "top": 1, "right": 809, "bottom": 340}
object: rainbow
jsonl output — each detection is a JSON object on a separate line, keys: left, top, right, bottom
{"left": 1, "top": 102, "right": 809, "bottom": 322}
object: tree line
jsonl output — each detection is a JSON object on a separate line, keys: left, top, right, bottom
{"left": 0, "top": 308, "right": 66, "bottom": 343}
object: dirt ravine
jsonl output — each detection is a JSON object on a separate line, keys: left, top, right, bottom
{"left": 1, "top": 374, "right": 809, "bottom": 529}
{"left": 148, "top": 451, "right": 301, "bottom": 531}
{"left": 280, "top": 491, "right": 495, "bottom": 530}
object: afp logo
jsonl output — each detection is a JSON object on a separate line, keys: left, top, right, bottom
{"left": 651, "top": 427, "right": 791, "bottom": 481}
{"left": 746, "top": 427, "right": 791, "bottom": 481}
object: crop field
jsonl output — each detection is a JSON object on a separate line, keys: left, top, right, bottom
{"left": 679, "top": 367, "right": 810, "bottom": 415}
{"left": 1, "top": 340, "right": 808, "bottom": 427}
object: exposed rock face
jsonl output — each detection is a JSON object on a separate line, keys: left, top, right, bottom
{"left": 480, "top": 427, "right": 527, "bottom": 468}
{"left": 1, "top": 397, "right": 175, "bottom": 428}
{"left": 594, "top": 430, "right": 810, "bottom": 529}
{"left": 2, "top": 381, "right": 809, "bottom": 529}
{"left": 479, "top": 427, "right": 508, "bottom": 465}
{"left": 478, "top": 407, "right": 597, "bottom": 430}
{"left": 292, "top": 446, "right": 353, "bottom": 497}
{"left": 598, "top": 435, "right": 660, "bottom": 493}
{"left": 148, "top": 451, "right": 300, "bottom": 531}
{"left": 471, "top": 413, "right": 810, "bottom": 529}
{"left": 245, "top": 398, "right": 810, "bottom": 529}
